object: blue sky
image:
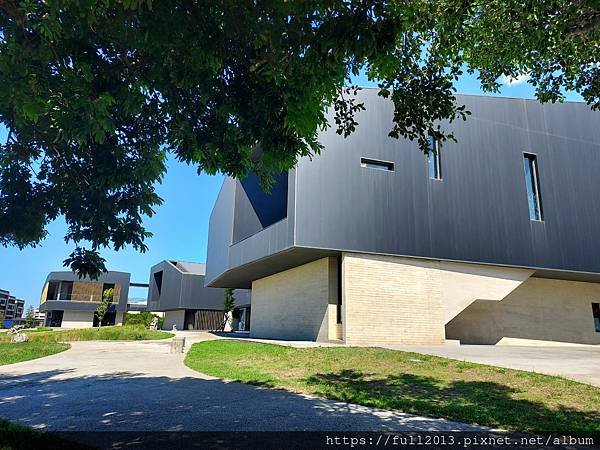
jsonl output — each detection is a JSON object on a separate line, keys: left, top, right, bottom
{"left": 0, "top": 73, "right": 583, "bottom": 309}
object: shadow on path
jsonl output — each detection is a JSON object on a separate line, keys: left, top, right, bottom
{"left": 0, "top": 369, "right": 478, "bottom": 433}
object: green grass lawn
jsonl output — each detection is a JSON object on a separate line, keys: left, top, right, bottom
{"left": 0, "top": 325, "right": 173, "bottom": 344}
{"left": 0, "top": 342, "right": 70, "bottom": 366}
{"left": 185, "top": 340, "right": 600, "bottom": 435}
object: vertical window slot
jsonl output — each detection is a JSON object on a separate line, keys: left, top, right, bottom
{"left": 523, "top": 153, "right": 543, "bottom": 221}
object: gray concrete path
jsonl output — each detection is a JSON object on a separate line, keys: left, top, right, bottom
{"left": 386, "top": 344, "right": 600, "bottom": 386}
{"left": 0, "top": 339, "right": 484, "bottom": 432}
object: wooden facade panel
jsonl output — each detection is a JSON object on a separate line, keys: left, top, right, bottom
{"left": 188, "top": 309, "right": 223, "bottom": 330}
{"left": 72, "top": 282, "right": 103, "bottom": 302}
{"left": 111, "top": 284, "right": 121, "bottom": 303}
{"left": 70, "top": 282, "right": 121, "bottom": 303}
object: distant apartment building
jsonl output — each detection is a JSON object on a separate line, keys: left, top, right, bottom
{"left": 33, "top": 308, "right": 46, "bottom": 327}
{"left": 206, "top": 91, "right": 600, "bottom": 347}
{"left": 39, "top": 271, "right": 131, "bottom": 328}
{"left": 0, "top": 288, "right": 25, "bottom": 327}
{"left": 147, "top": 260, "right": 250, "bottom": 331}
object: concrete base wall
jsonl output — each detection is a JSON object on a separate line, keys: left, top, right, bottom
{"left": 446, "top": 277, "right": 600, "bottom": 345}
{"left": 61, "top": 310, "right": 94, "bottom": 328}
{"left": 342, "top": 253, "right": 445, "bottom": 345}
{"left": 245, "top": 252, "right": 600, "bottom": 346}
{"left": 163, "top": 309, "right": 185, "bottom": 331}
{"left": 250, "top": 257, "right": 337, "bottom": 341}
{"left": 60, "top": 310, "right": 124, "bottom": 328}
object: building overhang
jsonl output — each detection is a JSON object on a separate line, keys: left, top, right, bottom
{"left": 207, "top": 246, "right": 600, "bottom": 290}
{"left": 206, "top": 247, "right": 339, "bottom": 289}
{"left": 532, "top": 268, "right": 600, "bottom": 284}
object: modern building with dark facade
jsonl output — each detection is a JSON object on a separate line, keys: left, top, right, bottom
{"left": 39, "top": 271, "right": 131, "bottom": 328}
{"left": 1, "top": 288, "right": 25, "bottom": 327}
{"left": 147, "top": 260, "right": 251, "bottom": 331}
{"left": 206, "top": 90, "right": 600, "bottom": 346}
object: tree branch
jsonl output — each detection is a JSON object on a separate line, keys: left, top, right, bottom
{"left": 567, "top": 11, "right": 600, "bottom": 37}
{"left": 0, "top": 0, "right": 26, "bottom": 27}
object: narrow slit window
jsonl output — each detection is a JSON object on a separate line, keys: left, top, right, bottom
{"left": 592, "top": 303, "right": 600, "bottom": 332}
{"left": 337, "top": 256, "right": 343, "bottom": 324}
{"left": 360, "top": 157, "right": 394, "bottom": 171}
{"left": 428, "top": 135, "right": 442, "bottom": 179}
{"left": 523, "top": 153, "right": 543, "bottom": 221}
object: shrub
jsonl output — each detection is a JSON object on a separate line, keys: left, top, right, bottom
{"left": 124, "top": 311, "right": 164, "bottom": 329}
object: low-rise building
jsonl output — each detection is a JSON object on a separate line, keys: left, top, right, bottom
{"left": 147, "top": 260, "right": 250, "bottom": 331}
{"left": 39, "top": 271, "right": 131, "bottom": 328}
{"left": 33, "top": 308, "right": 46, "bottom": 327}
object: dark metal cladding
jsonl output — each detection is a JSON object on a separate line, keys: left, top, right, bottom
{"left": 206, "top": 90, "right": 600, "bottom": 288}
{"left": 147, "top": 261, "right": 224, "bottom": 311}
{"left": 150, "top": 260, "right": 251, "bottom": 310}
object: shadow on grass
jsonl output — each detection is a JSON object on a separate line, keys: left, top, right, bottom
{"left": 304, "top": 370, "right": 600, "bottom": 435}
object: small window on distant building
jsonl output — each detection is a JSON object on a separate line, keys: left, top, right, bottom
{"left": 592, "top": 303, "right": 600, "bottom": 332}
{"left": 428, "top": 135, "right": 442, "bottom": 180}
{"left": 360, "top": 157, "right": 394, "bottom": 171}
{"left": 523, "top": 153, "right": 543, "bottom": 221}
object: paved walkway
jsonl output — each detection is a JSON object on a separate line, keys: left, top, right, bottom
{"left": 0, "top": 339, "right": 483, "bottom": 432}
{"left": 385, "top": 344, "right": 600, "bottom": 386}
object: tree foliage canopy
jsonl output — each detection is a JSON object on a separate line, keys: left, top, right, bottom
{"left": 1, "top": 0, "right": 598, "bottom": 277}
